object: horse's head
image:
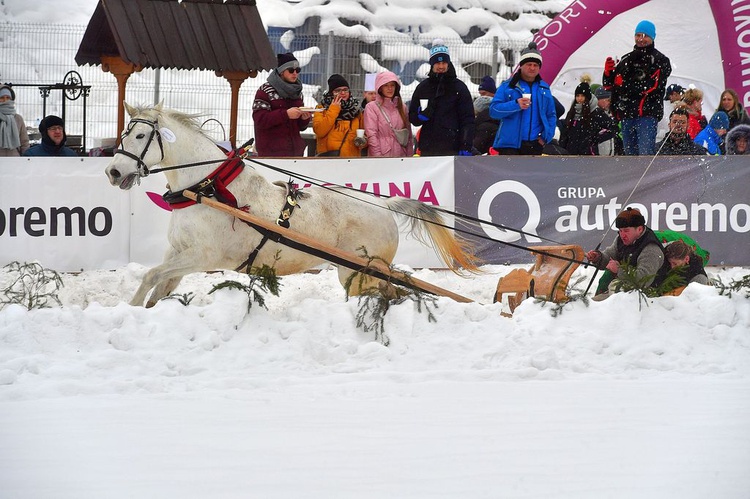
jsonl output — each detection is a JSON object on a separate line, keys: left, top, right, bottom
{"left": 105, "top": 102, "right": 166, "bottom": 190}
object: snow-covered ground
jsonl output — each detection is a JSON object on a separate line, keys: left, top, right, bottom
{"left": 1, "top": 262, "right": 749, "bottom": 498}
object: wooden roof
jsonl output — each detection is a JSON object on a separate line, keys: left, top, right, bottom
{"left": 75, "top": 0, "right": 276, "bottom": 72}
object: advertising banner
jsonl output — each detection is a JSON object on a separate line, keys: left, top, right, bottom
{"left": 709, "top": 0, "right": 750, "bottom": 107}
{"left": 0, "top": 158, "right": 130, "bottom": 271}
{"left": 1, "top": 156, "right": 454, "bottom": 271}
{"left": 455, "top": 156, "right": 750, "bottom": 266}
{"left": 249, "top": 156, "right": 455, "bottom": 268}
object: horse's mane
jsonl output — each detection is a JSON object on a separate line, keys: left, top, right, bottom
{"left": 131, "top": 105, "right": 213, "bottom": 141}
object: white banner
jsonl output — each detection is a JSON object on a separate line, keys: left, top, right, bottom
{"left": 1, "top": 158, "right": 128, "bottom": 271}
{"left": 1, "top": 157, "right": 454, "bottom": 272}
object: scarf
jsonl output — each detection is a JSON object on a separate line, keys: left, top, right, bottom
{"left": 321, "top": 93, "right": 361, "bottom": 121}
{"left": 574, "top": 103, "right": 583, "bottom": 121}
{"left": 0, "top": 101, "right": 20, "bottom": 150}
{"left": 267, "top": 70, "right": 303, "bottom": 100}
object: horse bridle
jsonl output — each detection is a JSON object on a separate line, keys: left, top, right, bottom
{"left": 115, "top": 118, "right": 165, "bottom": 179}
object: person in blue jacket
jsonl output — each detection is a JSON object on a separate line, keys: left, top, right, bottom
{"left": 24, "top": 115, "right": 78, "bottom": 157}
{"left": 694, "top": 111, "right": 728, "bottom": 155}
{"left": 489, "top": 42, "right": 557, "bottom": 155}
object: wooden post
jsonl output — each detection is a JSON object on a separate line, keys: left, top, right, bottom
{"left": 101, "top": 56, "right": 143, "bottom": 142}
{"left": 217, "top": 70, "right": 255, "bottom": 149}
{"left": 182, "top": 190, "right": 474, "bottom": 304}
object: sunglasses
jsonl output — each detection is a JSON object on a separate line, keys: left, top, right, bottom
{"left": 286, "top": 67, "right": 301, "bottom": 74}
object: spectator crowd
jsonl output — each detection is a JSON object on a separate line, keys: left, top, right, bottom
{"left": 251, "top": 21, "right": 748, "bottom": 159}
{"left": 6, "top": 21, "right": 746, "bottom": 159}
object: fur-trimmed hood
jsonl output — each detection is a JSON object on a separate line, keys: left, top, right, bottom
{"left": 726, "top": 124, "right": 750, "bottom": 155}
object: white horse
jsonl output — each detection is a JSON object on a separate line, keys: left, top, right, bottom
{"left": 105, "top": 103, "right": 478, "bottom": 307}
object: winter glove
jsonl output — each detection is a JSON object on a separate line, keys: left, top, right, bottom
{"left": 458, "top": 150, "right": 472, "bottom": 156}
{"left": 614, "top": 74, "right": 623, "bottom": 87}
{"left": 417, "top": 108, "right": 430, "bottom": 122}
{"left": 604, "top": 57, "right": 616, "bottom": 77}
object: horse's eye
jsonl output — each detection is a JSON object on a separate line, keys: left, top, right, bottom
{"left": 136, "top": 133, "right": 146, "bottom": 139}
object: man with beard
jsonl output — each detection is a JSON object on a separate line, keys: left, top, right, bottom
{"left": 655, "top": 108, "right": 707, "bottom": 155}
{"left": 603, "top": 20, "right": 671, "bottom": 156}
{"left": 252, "top": 53, "right": 311, "bottom": 157}
{"left": 408, "top": 40, "right": 474, "bottom": 156}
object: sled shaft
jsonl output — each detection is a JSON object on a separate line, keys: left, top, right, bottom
{"left": 183, "top": 190, "right": 473, "bottom": 303}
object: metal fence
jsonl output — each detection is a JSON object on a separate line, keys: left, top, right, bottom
{"left": 1, "top": 23, "right": 528, "bottom": 151}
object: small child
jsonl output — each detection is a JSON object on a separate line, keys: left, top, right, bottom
{"left": 694, "top": 111, "right": 729, "bottom": 155}
{"left": 559, "top": 75, "right": 615, "bottom": 155}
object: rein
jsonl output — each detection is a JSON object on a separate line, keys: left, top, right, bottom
{"left": 117, "top": 115, "right": 583, "bottom": 268}
{"left": 243, "top": 156, "right": 586, "bottom": 267}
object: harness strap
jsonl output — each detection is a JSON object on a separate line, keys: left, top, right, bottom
{"left": 163, "top": 156, "right": 245, "bottom": 209}
{"left": 235, "top": 181, "right": 303, "bottom": 273}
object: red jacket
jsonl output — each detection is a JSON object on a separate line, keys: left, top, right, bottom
{"left": 252, "top": 82, "right": 310, "bottom": 157}
{"left": 687, "top": 112, "right": 706, "bottom": 140}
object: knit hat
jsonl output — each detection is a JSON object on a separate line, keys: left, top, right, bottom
{"left": 478, "top": 76, "right": 496, "bottom": 94}
{"left": 0, "top": 87, "right": 13, "bottom": 99}
{"left": 709, "top": 111, "right": 729, "bottom": 130}
{"left": 429, "top": 39, "right": 450, "bottom": 65}
{"left": 574, "top": 81, "right": 592, "bottom": 101}
{"left": 594, "top": 86, "right": 611, "bottom": 99}
{"left": 276, "top": 52, "right": 299, "bottom": 74}
{"left": 327, "top": 74, "right": 350, "bottom": 93}
{"left": 635, "top": 20, "right": 656, "bottom": 40}
{"left": 518, "top": 42, "right": 542, "bottom": 67}
{"left": 615, "top": 207, "right": 646, "bottom": 229}
{"left": 40, "top": 115, "right": 65, "bottom": 133}
{"left": 39, "top": 115, "right": 67, "bottom": 148}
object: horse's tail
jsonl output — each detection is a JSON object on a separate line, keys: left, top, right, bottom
{"left": 385, "top": 197, "right": 482, "bottom": 275}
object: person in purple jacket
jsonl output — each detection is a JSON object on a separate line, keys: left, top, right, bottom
{"left": 252, "top": 53, "right": 311, "bottom": 157}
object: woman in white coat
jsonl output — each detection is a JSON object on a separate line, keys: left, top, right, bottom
{"left": 364, "top": 71, "right": 414, "bottom": 157}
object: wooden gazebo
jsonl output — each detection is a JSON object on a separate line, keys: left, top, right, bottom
{"left": 75, "top": 0, "right": 276, "bottom": 147}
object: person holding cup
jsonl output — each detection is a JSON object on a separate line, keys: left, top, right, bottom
{"left": 252, "top": 53, "right": 311, "bottom": 157}
{"left": 408, "top": 39, "right": 475, "bottom": 156}
{"left": 312, "top": 74, "right": 366, "bottom": 157}
{"left": 489, "top": 42, "right": 557, "bottom": 155}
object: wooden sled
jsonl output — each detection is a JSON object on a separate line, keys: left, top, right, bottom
{"left": 661, "top": 285, "right": 687, "bottom": 297}
{"left": 494, "top": 245, "right": 584, "bottom": 316}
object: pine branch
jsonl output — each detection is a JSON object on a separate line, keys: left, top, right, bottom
{"left": 535, "top": 275, "right": 591, "bottom": 317}
{"left": 205, "top": 252, "right": 283, "bottom": 314}
{"left": 0, "top": 261, "right": 64, "bottom": 310}
{"left": 713, "top": 274, "right": 750, "bottom": 298}
{"left": 344, "top": 247, "right": 438, "bottom": 345}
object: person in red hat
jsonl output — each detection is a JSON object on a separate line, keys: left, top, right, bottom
{"left": 586, "top": 207, "right": 669, "bottom": 300}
